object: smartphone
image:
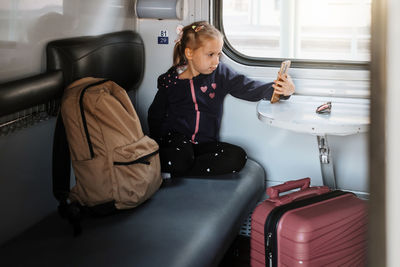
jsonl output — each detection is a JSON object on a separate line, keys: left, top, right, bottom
{"left": 271, "top": 60, "right": 291, "bottom": 103}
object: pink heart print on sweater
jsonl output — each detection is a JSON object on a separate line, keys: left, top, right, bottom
{"left": 209, "top": 92, "right": 215, "bottom": 99}
{"left": 200, "top": 86, "right": 207, "bottom": 93}
{"left": 211, "top": 83, "right": 217, "bottom": 90}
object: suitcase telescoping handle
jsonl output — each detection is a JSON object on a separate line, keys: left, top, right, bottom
{"left": 267, "top": 178, "right": 330, "bottom": 205}
{"left": 267, "top": 178, "right": 310, "bottom": 199}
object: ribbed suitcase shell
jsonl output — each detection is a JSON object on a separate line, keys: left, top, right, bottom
{"left": 250, "top": 178, "right": 367, "bottom": 267}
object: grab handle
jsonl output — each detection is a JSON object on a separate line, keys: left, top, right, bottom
{"left": 267, "top": 178, "right": 311, "bottom": 199}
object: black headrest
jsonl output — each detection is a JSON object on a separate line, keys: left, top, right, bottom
{"left": 46, "top": 31, "right": 144, "bottom": 91}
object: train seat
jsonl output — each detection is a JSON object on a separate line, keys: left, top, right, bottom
{"left": 0, "top": 31, "right": 265, "bottom": 267}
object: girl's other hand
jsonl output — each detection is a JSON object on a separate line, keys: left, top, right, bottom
{"left": 272, "top": 73, "right": 295, "bottom": 96}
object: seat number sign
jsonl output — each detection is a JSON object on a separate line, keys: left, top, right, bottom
{"left": 158, "top": 30, "right": 169, "bottom": 44}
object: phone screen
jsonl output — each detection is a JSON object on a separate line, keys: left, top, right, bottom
{"left": 271, "top": 60, "right": 291, "bottom": 104}
{"left": 279, "top": 60, "right": 291, "bottom": 75}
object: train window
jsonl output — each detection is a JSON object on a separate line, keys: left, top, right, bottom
{"left": 220, "top": 0, "right": 371, "bottom": 64}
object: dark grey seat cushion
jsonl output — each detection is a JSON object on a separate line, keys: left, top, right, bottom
{"left": 0, "top": 159, "right": 264, "bottom": 267}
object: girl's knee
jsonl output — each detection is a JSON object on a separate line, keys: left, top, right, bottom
{"left": 221, "top": 143, "right": 247, "bottom": 171}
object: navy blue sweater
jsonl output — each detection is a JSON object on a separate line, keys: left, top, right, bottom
{"left": 148, "top": 62, "right": 281, "bottom": 144}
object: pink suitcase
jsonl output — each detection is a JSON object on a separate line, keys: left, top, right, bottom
{"left": 250, "top": 178, "right": 367, "bottom": 267}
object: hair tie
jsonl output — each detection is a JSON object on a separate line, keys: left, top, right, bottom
{"left": 175, "top": 25, "right": 184, "bottom": 43}
{"left": 192, "top": 25, "right": 204, "bottom": 33}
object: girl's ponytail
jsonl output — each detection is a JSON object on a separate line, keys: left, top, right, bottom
{"left": 173, "top": 41, "right": 185, "bottom": 67}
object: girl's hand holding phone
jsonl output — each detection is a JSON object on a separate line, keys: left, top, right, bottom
{"left": 270, "top": 60, "right": 295, "bottom": 103}
{"left": 272, "top": 73, "right": 295, "bottom": 96}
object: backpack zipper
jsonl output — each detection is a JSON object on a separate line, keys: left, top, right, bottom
{"left": 114, "top": 150, "right": 159, "bottom": 166}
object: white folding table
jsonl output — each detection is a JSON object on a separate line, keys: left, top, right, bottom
{"left": 257, "top": 95, "right": 370, "bottom": 189}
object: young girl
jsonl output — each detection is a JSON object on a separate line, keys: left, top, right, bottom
{"left": 148, "top": 21, "right": 295, "bottom": 177}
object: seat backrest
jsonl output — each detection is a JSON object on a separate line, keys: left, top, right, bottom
{"left": 46, "top": 31, "right": 144, "bottom": 92}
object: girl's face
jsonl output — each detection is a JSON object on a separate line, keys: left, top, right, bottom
{"left": 185, "top": 37, "right": 223, "bottom": 76}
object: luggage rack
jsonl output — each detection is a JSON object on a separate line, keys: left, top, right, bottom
{"left": 257, "top": 95, "right": 370, "bottom": 191}
{"left": 0, "top": 71, "right": 62, "bottom": 136}
{"left": 0, "top": 101, "right": 57, "bottom": 136}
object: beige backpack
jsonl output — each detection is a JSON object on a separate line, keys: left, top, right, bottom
{"left": 56, "top": 77, "right": 161, "bottom": 211}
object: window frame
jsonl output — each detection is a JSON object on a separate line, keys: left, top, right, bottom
{"left": 212, "top": 0, "right": 370, "bottom": 71}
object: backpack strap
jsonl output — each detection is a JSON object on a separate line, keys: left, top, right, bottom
{"left": 78, "top": 79, "right": 110, "bottom": 159}
{"left": 52, "top": 112, "right": 71, "bottom": 204}
{"left": 52, "top": 112, "right": 83, "bottom": 236}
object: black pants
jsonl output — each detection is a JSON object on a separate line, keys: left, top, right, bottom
{"left": 158, "top": 133, "right": 247, "bottom": 177}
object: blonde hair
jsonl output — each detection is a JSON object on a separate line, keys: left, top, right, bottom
{"left": 173, "top": 21, "right": 223, "bottom": 67}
